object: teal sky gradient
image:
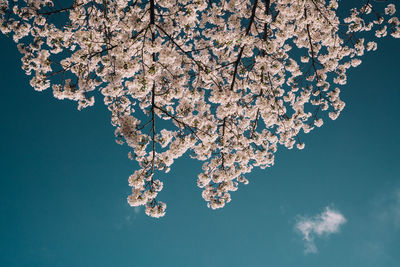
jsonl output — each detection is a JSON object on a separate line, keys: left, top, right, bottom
{"left": 1, "top": 4, "right": 400, "bottom": 266}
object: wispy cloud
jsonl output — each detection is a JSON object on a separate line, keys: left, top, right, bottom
{"left": 376, "top": 188, "right": 400, "bottom": 228}
{"left": 351, "top": 187, "right": 400, "bottom": 264}
{"left": 114, "top": 207, "right": 142, "bottom": 230}
{"left": 295, "top": 207, "right": 346, "bottom": 254}
{"left": 134, "top": 206, "right": 141, "bottom": 214}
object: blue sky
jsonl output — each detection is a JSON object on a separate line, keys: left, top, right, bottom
{"left": 1, "top": 4, "right": 400, "bottom": 267}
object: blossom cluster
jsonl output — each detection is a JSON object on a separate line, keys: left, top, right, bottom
{"left": 1, "top": 0, "right": 398, "bottom": 217}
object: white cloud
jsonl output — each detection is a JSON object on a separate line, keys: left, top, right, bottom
{"left": 295, "top": 207, "right": 346, "bottom": 254}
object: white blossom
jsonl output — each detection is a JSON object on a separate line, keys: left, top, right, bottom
{"left": 0, "top": 0, "right": 398, "bottom": 217}
{"left": 385, "top": 4, "right": 396, "bottom": 16}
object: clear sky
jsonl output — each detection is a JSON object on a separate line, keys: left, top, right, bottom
{"left": 1, "top": 3, "right": 400, "bottom": 267}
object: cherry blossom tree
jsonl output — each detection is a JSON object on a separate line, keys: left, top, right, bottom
{"left": 1, "top": 0, "right": 399, "bottom": 217}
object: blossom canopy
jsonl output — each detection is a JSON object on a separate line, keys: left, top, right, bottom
{"left": 1, "top": 0, "right": 399, "bottom": 217}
